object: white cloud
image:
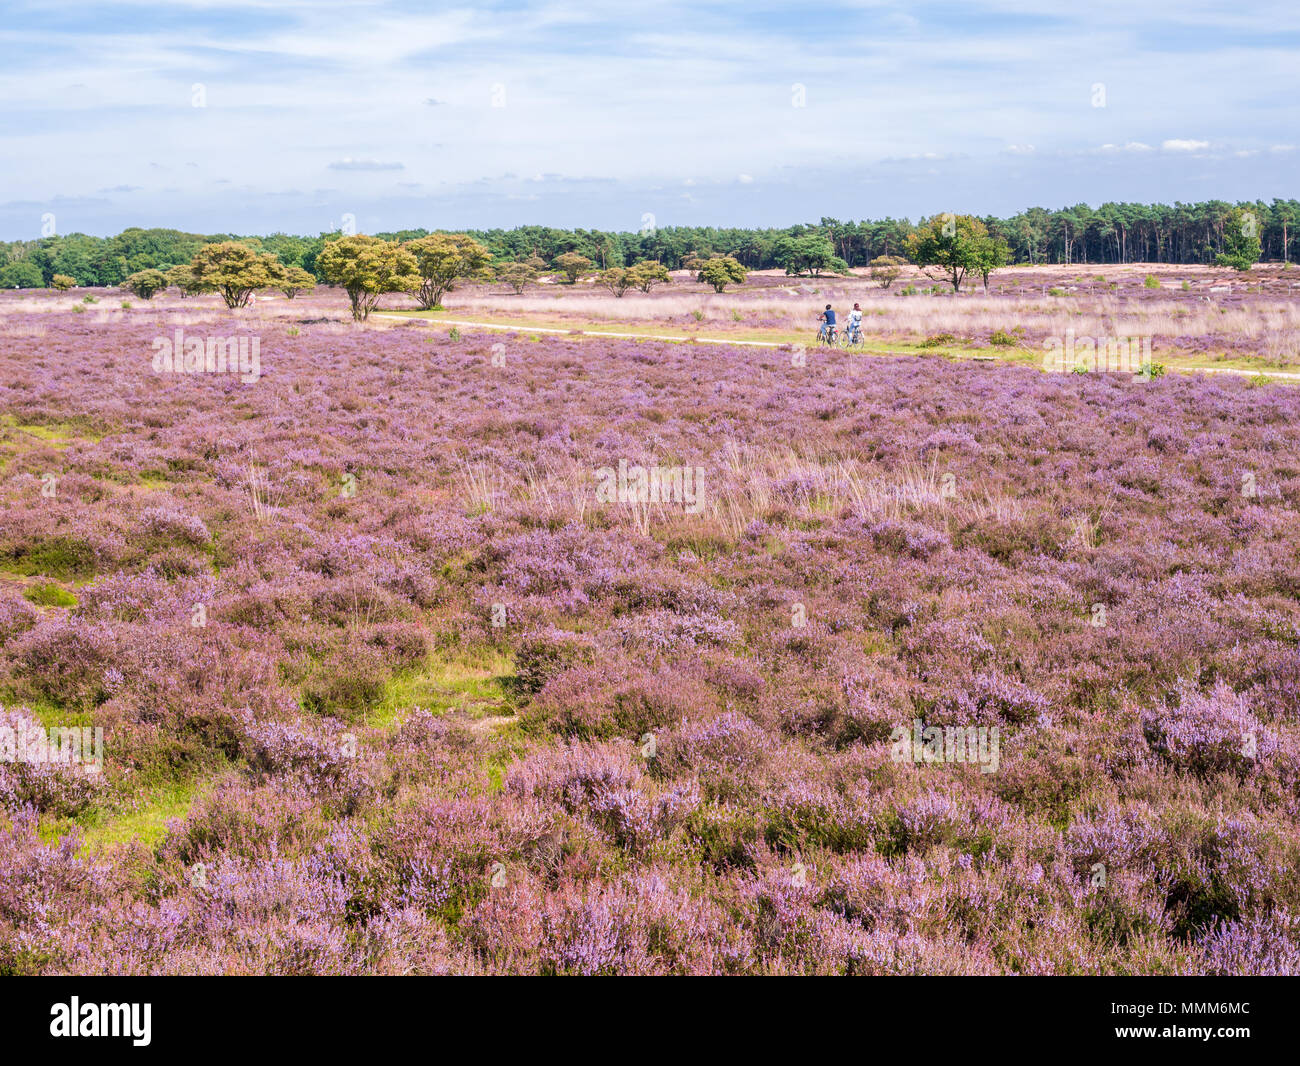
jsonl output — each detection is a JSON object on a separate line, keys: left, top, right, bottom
{"left": 328, "top": 158, "right": 404, "bottom": 171}
{"left": 1162, "top": 139, "right": 1210, "bottom": 152}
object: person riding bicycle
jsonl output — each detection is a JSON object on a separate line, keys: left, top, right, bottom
{"left": 818, "top": 304, "right": 837, "bottom": 342}
{"left": 845, "top": 302, "right": 863, "bottom": 343}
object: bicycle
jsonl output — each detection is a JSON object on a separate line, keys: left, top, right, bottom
{"left": 839, "top": 325, "right": 864, "bottom": 349}
{"left": 817, "top": 323, "right": 838, "bottom": 346}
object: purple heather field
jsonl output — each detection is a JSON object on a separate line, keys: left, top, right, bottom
{"left": 3, "top": 289, "right": 1300, "bottom": 976}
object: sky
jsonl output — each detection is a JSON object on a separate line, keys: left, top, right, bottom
{"left": 1, "top": 0, "right": 1298, "bottom": 239}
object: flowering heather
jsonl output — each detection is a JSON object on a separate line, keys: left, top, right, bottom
{"left": 2, "top": 290, "right": 1300, "bottom": 975}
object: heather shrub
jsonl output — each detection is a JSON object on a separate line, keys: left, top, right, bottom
{"left": 525, "top": 665, "right": 715, "bottom": 740}
{"left": 1142, "top": 680, "right": 1278, "bottom": 779}
{"left": 0, "top": 592, "right": 39, "bottom": 642}
{"left": 505, "top": 740, "right": 698, "bottom": 851}
{"left": 867, "top": 518, "right": 950, "bottom": 559}
{"left": 298, "top": 644, "right": 390, "bottom": 719}
{"left": 141, "top": 506, "right": 211, "bottom": 546}
{"left": 237, "top": 712, "right": 365, "bottom": 804}
{"left": 512, "top": 627, "right": 600, "bottom": 695}
{"left": 160, "top": 776, "right": 328, "bottom": 865}
{"left": 8, "top": 618, "right": 115, "bottom": 709}
{"left": 1200, "top": 911, "right": 1300, "bottom": 975}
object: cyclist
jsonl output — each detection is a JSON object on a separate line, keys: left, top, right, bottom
{"left": 845, "top": 302, "right": 863, "bottom": 344}
{"left": 817, "top": 304, "right": 837, "bottom": 343}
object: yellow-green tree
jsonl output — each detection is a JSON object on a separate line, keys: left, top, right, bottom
{"left": 189, "top": 241, "right": 285, "bottom": 308}
{"left": 552, "top": 252, "right": 592, "bottom": 284}
{"left": 50, "top": 274, "right": 75, "bottom": 292}
{"left": 279, "top": 265, "right": 317, "bottom": 299}
{"left": 404, "top": 234, "right": 491, "bottom": 309}
{"left": 597, "top": 267, "right": 635, "bottom": 297}
{"left": 628, "top": 260, "right": 671, "bottom": 293}
{"left": 317, "top": 235, "right": 419, "bottom": 321}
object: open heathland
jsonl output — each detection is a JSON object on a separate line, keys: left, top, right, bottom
{"left": 2, "top": 284, "right": 1300, "bottom": 974}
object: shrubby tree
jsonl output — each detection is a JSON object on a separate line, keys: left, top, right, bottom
{"left": 316, "top": 235, "right": 419, "bottom": 321}
{"left": 494, "top": 261, "right": 538, "bottom": 294}
{"left": 697, "top": 256, "right": 746, "bottom": 293}
{"left": 189, "top": 241, "right": 286, "bottom": 308}
{"left": 628, "top": 260, "right": 671, "bottom": 293}
{"left": 50, "top": 274, "right": 75, "bottom": 291}
{"left": 1217, "top": 208, "right": 1262, "bottom": 272}
{"left": 552, "top": 252, "right": 593, "bottom": 284}
{"left": 278, "top": 265, "right": 317, "bottom": 299}
{"left": 122, "top": 269, "right": 169, "bottom": 300}
{"left": 868, "top": 255, "right": 905, "bottom": 288}
{"left": 597, "top": 267, "right": 635, "bottom": 297}
{"left": 405, "top": 233, "right": 492, "bottom": 310}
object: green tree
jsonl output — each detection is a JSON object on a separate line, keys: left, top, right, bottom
{"left": 189, "top": 241, "right": 286, "bottom": 308}
{"left": 907, "top": 214, "right": 992, "bottom": 292}
{"left": 551, "top": 252, "right": 593, "bottom": 284}
{"left": 405, "top": 233, "right": 492, "bottom": 309}
{"left": 628, "top": 260, "right": 671, "bottom": 293}
{"left": 279, "top": 265, "right": 317, "bottom": 299}
{"left": 1216, "top": 207, "right": 1262, "bottom": 272}
{"left": 697, "top": 256, "right": 746, "bottom": 292}
{"left": 316, "top": 235, "right": 419, "bottom": 321}
{"left": 494, "top": 261, "right": 538, "bottom": 294}
{"left": 122, "top": 269, "right": 169, "bottom": 300}
{"left": 773, "top": 233, "right": 838, "bottom": 276}
{"left": 972, "top": 235, "right": 1010, "bottom": 291}
{"left": 596, "top": 267, "right": 636, "bottom": 297}
{"left": 50, "top": 274, "right": 75, "bottom": 291}
{"left": 0, "top": 261, "right": 44, "bottom": 288}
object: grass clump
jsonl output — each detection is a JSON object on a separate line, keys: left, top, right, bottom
{"left": 22, "top": 582, "right": 78, "bottom": 608}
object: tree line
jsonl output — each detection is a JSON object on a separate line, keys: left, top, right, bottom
{"left": 2, "top": 198, "right": 1293, "bottom": 291}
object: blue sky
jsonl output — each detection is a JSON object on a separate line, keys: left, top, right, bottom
{"left": 2, "top": 0, "right": 1297, "bottom": 238}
